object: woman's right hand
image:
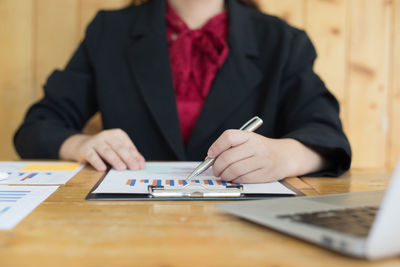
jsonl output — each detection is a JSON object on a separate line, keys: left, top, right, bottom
{"left": 59, "top": 129, "right": 145, "bottom": 171}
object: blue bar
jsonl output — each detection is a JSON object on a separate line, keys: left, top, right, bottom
{"left": 0, "top": 190, "right": 31, "bottom": 193}
{"left": 0, "top": 194, "right": 27, "bottom": 196}
{"left": 195, "top": 180, "right": 200, "bottom": 183}
{"left": 0, "top": 200, "right": 17, "bottom": 202}
{"left": 130, "top": 179, "right": 136, "bottom": 186}
{"left": 182, "top": 180, "right": 188, "bottom": 186}
{"left": 18, "top": 173, "right": 25, "bottom": 176}
{"left": 144, "top": 179, "right": 149, "bottom": 183}
{"left": 0, "top": 206, "right": 10, "bottom": 215}
{"left": 157, "top": 180, "right": 162, "bottom": 186}
{"left": 208, "top": 180, "right": 214, "bottom": 185}
{"left": 221, "top": 181, "right": 227, "bottom": 186}
{"left": 170, "top": 180, "right": 174, "bottom": 186}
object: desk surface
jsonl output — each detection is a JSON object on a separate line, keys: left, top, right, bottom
{"left": 0, "top": 166, "right": 398, "bottom": 267}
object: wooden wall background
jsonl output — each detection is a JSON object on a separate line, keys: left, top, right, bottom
{"left": 0, "top": 0, "right": 399, "bottom": 170}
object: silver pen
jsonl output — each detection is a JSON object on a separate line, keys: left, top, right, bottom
{"left": 185, "top": 116, "right": 264, "bottom": 182}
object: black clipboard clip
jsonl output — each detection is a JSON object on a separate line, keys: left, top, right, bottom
{"left": 148, "top": 184, "right": 243, "bottom": 198}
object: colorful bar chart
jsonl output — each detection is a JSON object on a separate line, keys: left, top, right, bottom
{"left": 152, "top": 180, "right": 162, "bottom": 186}
{"left": 178, "top": 180, "right": 188, "bottom": 186}
{"left": 204, "top": 180, "right": 214, "bottom": 185}
{"left": 0, "top": 190, "right": 29, "bottom": 202}
{"left": 216, "top": 180, "right": 228, "bottom": 186}
{"left": 126, "top": 179, "right": 136, "bottom": 186}
{"left": 125, "top": 179, "right": 240, "bottom": 188}
{"left": 20, "top": 173, "right": 38, "bottom": 182}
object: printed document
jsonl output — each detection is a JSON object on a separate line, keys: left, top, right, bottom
{"left": 93, "top": 162, "right": 295, "bottom": 195}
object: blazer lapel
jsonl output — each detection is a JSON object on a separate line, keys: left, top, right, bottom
{"left": 127, "top": 0, "right": 186, "bottom": 160}
{"left": 187, "top": 0, "right": 263, "bottom": 151}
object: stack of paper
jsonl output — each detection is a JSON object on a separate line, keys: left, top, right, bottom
{"left": 93, "top": 162, "right": 295, "bottom": 195}
{"left": 0, "top": 185, "right": 58, "bottom": 230}
{"left": 0, "top": 161, "right": 83, "bottom": 230}
{"left": 0, "top": 162, "right": 83, "bottom": 185}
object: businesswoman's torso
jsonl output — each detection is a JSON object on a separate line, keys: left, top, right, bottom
{"left": 14, "top": 0, "right": 351, "bottom": 176}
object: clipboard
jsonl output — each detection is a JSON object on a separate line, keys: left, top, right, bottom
{"left": 85, "top": 172, "right": 304, "bottom": 201}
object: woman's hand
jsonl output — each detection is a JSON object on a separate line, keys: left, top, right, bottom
{"left": 207, "top": 130, "right": 326, "bottom": 183}
{"left": 59, "top": 129, "right": 145, "bottom": 171}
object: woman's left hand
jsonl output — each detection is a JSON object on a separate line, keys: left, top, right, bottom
{"left": 207, "top": 130, "right": 326, "bottom": 184}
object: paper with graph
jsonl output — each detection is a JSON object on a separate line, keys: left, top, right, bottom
{"left": 93, "top": 162, "right": 295, "bottom": 195}
{"left": 0, "top": 185, "right": 58, "bottom": 230}
{"left": 0, "top": 162, "right": 84, "bottom": 185}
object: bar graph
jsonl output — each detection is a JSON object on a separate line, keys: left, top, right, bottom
{"left": 126, "top": 179, "right": 136, "bottom": 186}
{"left": 20, "top": 173, "right": 38, "bottom": 182}
{"left": 124, "top": 179, "right": 239, "bottom": 187}
{"left": 0, "top": 186, "right": 59, "bottom": 230}
{"left": 0, "top": 190, "right": 29, "bottom": 202}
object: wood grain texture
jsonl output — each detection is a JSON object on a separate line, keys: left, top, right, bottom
{"left": 259, "top": 0, "right": 306, "bottom": 28}
{"left": 0, "top": 166, "right": 398, "bottom": 267}
{"left": 1, "top": 0, "right": 400, "bottom": 169}
{"left": 305, "top": 0, "right": 348, "bottom": 129}
{"left": 347, "top": 0, "right": 392, "bottom": 168}
{"left": 35, "top": 0, "right": 80, "bottom": 99}
{"left": 0, "top": 0, "right": 34, "bottom": 160}
{"left": 389, "top": 0, "right": 400, "bottom": 168}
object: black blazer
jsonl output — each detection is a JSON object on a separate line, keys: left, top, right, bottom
{"left": 14, "top": 0, "right": 351, "bottom": 176}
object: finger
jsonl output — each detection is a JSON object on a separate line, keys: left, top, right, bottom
{"left": 207, "top": 130, "right": 249, "bottom": 158}
{"left": 113, "top": 130, "right": 146, "bottom": 169}
{"left": 81, "top": 148, "right": 107, "bottom": 171}
{"left": 212, "top": 143, "right": 255, "bottom": 177}
{"left": 231, "top": 167, "right": 281, "bottom": 184}
{"left": 219, "top": 156, "right": 262, "bottom": 182}
{"left": 106, "top": 139, "right": 141, "bottom": 170}
{"left": 95, "top": 143, "right": 127, "bottom": 171}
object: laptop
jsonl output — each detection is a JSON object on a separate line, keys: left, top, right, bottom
{"left": 216, "top": 159, "right": 400, "bottom": 260}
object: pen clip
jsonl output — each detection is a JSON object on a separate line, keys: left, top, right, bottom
{"left": 239, "top": 116, "right": 263, "bottom": 131}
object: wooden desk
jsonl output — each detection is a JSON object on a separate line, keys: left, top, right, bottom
{"left": 0, "top": 167, "right": 398, "bottom": 266}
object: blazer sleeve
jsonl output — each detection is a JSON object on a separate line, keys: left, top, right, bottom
{"left": 14, "top": 12, "right": 104, "bottom": 159}
{"left": 277, "top": 30, "right": 351, "bottom": 176}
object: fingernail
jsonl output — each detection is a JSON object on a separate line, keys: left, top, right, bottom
{"left": 117, "top": 163, "right": 126, "bottom": 170}
{"left": 98, "top": 164, "right": 106, "bottom": 171}
{"left": 207, "top": 148, "right": 214, "bottom": 158}
{"left": 128, "top": 162, "right": 136, "bottom": 170}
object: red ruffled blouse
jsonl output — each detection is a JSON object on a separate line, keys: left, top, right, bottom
{"left": 166, "top": 3, "right": 229, "bottom": 145}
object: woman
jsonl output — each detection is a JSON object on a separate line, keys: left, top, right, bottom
{"left": 14, "top": 0, "right": 351, "bottom": 183}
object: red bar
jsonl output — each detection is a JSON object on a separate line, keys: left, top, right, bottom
{"left": 21, "top": 173, "right": 34, "bottom": 181}
{"left": 166, "top": 180, "right": 170, "bottom": 185}
{"left": 216, "top": 180, "right": 222, "bottom": 185}
{"left": 126, "top": 179, "right": 132, "bottom": 185}
{"left": 152, "top": 180, "right": 157, "bottom": 186}
{"left": 179, "top": 180, "right": 183, "bottom": 185}
{"left": 204, "top": 180, "right": 209, "bottom": 185}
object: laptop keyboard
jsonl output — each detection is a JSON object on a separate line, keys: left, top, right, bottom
{"left": 277, "top": 206, "right": 379, "bottom": 237}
